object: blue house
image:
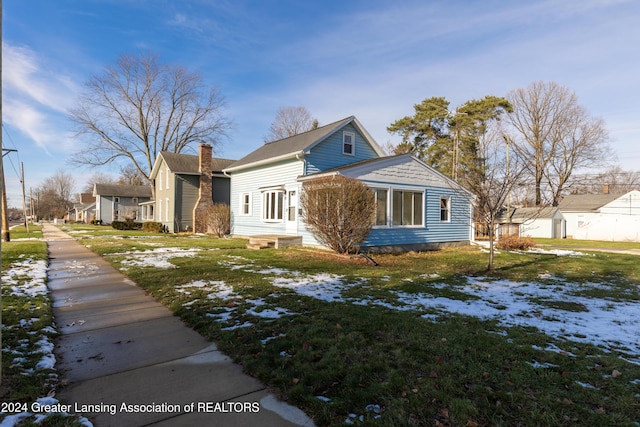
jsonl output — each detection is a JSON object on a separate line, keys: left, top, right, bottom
{"left": 223, "top": 116, "right": 474, "bottom": 252}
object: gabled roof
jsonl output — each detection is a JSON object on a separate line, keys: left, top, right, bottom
{"left": 78, "top": 193, "right": 96, "bottom": 203}
{"left": 498, "top": 207, "right": 559, "bottom": 223}
{"left": 298, "top": 153, "right": 474, "bottom": 196}
{"left": 151, "top": 151, "right": 236, "bottom": 179}
{"left": 559, "top": 193, "right": 622, "bottom": 212}
{"left": 224, "top": 116, "right": 384, "bottom": 172}
{"left": 93, "top": 184, "right": 152, "bottom": 198}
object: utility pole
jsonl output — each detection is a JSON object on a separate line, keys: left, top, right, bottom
{"left": 21, "top": 163, "right": 29, "bottom": 235}
{"left": 0, "top": 149, "right": 16, "bottom": 243}
{"left": 1, "top": 0, "right": 4, "bottom": 386}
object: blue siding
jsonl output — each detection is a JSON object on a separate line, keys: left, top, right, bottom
{"left": 305, "top": 124, "right": 380, "bottom": 174}
{"left": 363, "top": 185, "right": 471, "bottom": 248}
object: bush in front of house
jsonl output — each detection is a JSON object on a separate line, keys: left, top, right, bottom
{"left": 496, "top": 235, "right": 536, "bottom": 251}
{"left": 142, "top": 221, "right": 165, "bottom": 233}
{"left": 301, "top": 175, "right": 375, "bottom": 254}
{"left": 205, "top": 203, "right": 231, "bottom": 237}
{"left": 111, "top": 220, "right": 143, "bottom": 230}
{"left": 91, "top": 219, "right": 103, "bottom": 225}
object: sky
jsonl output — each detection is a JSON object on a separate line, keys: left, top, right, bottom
{"left": 2, "top": 0, "right": 640, "bottom": 207}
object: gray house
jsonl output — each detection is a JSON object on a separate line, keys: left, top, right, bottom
{"left": 93, "top": 184, "right": 152, "bottom": 224}
{"left": 148, "top": 144, "right": 235, "bottom": 233}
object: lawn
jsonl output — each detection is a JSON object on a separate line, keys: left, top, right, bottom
{"left": 0, "top": 239, "right": 89, "bottom": 426}
{"left": 56, "top": 223, "right": 640, "bottom": 426}
{"left": 5, "top": 224, "right": 640, "bottom": 426}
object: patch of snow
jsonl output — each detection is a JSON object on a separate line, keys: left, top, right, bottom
{"left": 116, "top": 247, "right": 202, "bottom": 269}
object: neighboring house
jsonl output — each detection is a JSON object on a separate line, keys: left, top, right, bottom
{"left": 93, "top": 184, "right": 152, "bottom": 224}
{"left": 497, "top": 207, "right": 565, "bottom": 239}
{"left": 72, "top": 193, "right": 96, "bottom": 223}
{"left": 559, "top": 190, "right": 640, "bottom": 242}
{"left": 223, "top": 116, "right": 474, "bottom": 252}
{"left": 148, "top": 144, "right": 235, "bottom": 233}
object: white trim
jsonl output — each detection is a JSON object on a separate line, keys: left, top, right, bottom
{"left": 239, "top": 192, "right": 252, "bottom": 216}
{"left": 343, "top": 131, "right": 355, "bottom": 156}
{"left": 372, "top": 185, "right": 425, "bottom": 228}
{"left": 261, "top": 189, "right": 285, "bottom": 222}
{"left": 440, "top": 196, "right": 451, "bottom": 222}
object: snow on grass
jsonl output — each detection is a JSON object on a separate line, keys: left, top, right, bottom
{"left": 114, "top": 247, "right": 202, "bottom": 269}
{"left": 2, "top": 258, "right": 48, "bottom": 297}
{"left": 209, "top": 254, "right": 640, "bottom": 364}
{"left": 1, "top": 257, "right": 93, "bottom": 426}
{"left": 526, "top": 247, "right": 588, "bottom": 257}
{"left": 178, "top": 277, "right": 294, "bottom": 329}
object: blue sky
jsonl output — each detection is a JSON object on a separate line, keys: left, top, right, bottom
{"left": 3, "top": 0, "right": 639, "bottom": 206}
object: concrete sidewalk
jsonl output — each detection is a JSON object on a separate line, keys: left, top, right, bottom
{"left": 44, "top": 224, "right": 314, "bottom": 427}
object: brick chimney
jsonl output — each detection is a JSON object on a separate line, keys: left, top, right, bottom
{"left": 603, "top": 183, "right": 610, "bottom": 194}
{"left": 193, "top": 144, "right": 213, "bottom": 233}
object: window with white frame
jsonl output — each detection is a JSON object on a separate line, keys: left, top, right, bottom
{"left": 165, "top": 197, "right": 169, "bottom": 222}
{"left": 343, "top": 131, "right": 355, "bottom": 156}
{"left": 287, "top": 190, "right": 297, "bottom": 221}
{"left": 165, "top": 166, "right": 170, "bottom": 189}
{"left": 240, "top": 193, "right": 252, "bottom": 216}
{"left": 392, "top": 189, "right": 423, "bottom": 226}
{"left": 262, "top": 190, "right": 284, "bottom": 221}
{"left": 374, "top": 189, "right": 388, "bottom": 226}
{"left": 158, "top": 199, "right": 162, "bottom": 221}
{"left": 440, "top": 196, "right": 450, "bottom": 222}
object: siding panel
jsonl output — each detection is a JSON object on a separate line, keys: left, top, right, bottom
{"left": 306, "top": 124, "right": 380, "bottom": 174}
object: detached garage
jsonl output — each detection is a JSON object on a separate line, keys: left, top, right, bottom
{"left": 559, "top": 190, "right": 640, "bottom": 242}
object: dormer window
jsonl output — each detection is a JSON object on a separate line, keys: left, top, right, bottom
{"left": 343, "top": 131, "right": 355, "bottom": 156}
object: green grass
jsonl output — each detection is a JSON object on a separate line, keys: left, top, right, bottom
{"left": 1, "top": 240, "right": 88, "bottom": 426}
{"left": 535, "top": 237, "right": 640, "bottom": 251}
{"left": 60, "top": 227, "right": 640, "bottom": 427}
{"left": 8, "top": 224, "right": 43, "bottom": 240}
{"left": 7, "top": 224, "right": 640, "bottom": 426}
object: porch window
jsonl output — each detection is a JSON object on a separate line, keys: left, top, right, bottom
{"left": 392, "top": 190, "right": 423, "bottom": 226}
{"left": 343, "top": 131, "right": 355, "bottom": 156}
{"left": 440, "top": 196, "right": 450, "bottom": 222}
{"left": 262, "top": 190, "right": 284, "bottom": 222}
{"left": 374, "top": 189, "right": 388, "bottom": 226}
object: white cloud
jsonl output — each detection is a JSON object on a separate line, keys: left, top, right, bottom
{"left": 2, "top": 42, "right": 80, "bottom": 152}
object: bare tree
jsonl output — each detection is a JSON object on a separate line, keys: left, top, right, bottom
{"left": 463, "top": 123, "right": 527, "bottom": 271}
{"left": 567, "top": 167, "right": 640, "bottom": 195}
{"left": 117, "top": 164, "right": 146, "bottom": 186}
{"left": 36, "top": 170, "right": 76, "bottom": 219}
{"left": 507, "top": 81, "right": 609, "bottom": 206}
{"left": 300, "top": 176, "right": 375, "bottom": 254}
{"left": 264, "top": 106, "right": 318, "bottom": 142}
{"left": 82, "top": 172, "right": 116, "bottom": 193}
{"left": 70, "top": 52, "right": 231, "bottom": 196}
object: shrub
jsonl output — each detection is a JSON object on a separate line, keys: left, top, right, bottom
{"left": 142, "top": 221, "right": 164, "bottom": 233}
{"left": 111, "top": 220, "right": 142, "bottom": 230}
{"left": 91, "top": 219, "right": 103, "bottom": 225}
{"left": 496, "top": 235, "right": 536, "bottom": 251}
{"left": 205, "top": 203, "right": 230, "bottom": 237}
{"left": 300, "top": 176, "right": 375, "bottom": 254}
